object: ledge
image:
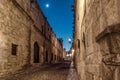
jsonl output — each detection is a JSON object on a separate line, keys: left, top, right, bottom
{"left": 96, "top": 23, "right": 120, "bottom": 42}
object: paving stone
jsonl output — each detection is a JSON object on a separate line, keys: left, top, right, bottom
{"left": 0, "top": 61, "right": 79, "bottom": 80}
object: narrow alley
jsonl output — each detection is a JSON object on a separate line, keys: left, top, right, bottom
{"left": 0, "top": 0, "right": 120, "bottom": 80}
{"left": 0, "top": 60, "right": 78, "bottom": 80}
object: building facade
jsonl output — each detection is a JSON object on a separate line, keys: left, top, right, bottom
{"left": 0, "top": 0, "right": 65, "bottom": 76}
{"left": 74, "top": 0, "right": 120, "bottom": 80}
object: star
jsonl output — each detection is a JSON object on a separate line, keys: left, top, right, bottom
{"left": 45, "top": 4, "right": 49, "bottom": 8}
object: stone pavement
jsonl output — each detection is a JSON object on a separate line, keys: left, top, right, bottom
{"left": 0, "top": 61, "right": 79, "bottom": 80}
{"left": 67, "top": 61, "right": 79, "bottom": 80}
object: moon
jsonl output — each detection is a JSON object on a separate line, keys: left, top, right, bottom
{"left": 45, "top": 4, "right": 49, "bottom": 8}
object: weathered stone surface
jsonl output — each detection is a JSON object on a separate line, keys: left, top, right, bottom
{"left": 74, "top": 0, "right": 120, "bottom": 80}
{"left": 0, "top": 0, "right": 65, "bottom": 76}
{"left": 0, "top": 0, "right": 32, "bottom": 76}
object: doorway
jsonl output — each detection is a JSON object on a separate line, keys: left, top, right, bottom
{"left": 34, "top": 42, "right": 39, "bottom": 63}
{"left": 46, "top": 50, "right": 48, "bottom": 62}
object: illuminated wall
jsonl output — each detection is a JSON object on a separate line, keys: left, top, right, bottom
{"left": 74, "top": 0, "right": 120, "bottom": 80}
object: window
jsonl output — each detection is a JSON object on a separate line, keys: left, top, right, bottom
{"left": 83, "top": 33, "right": 86, "bottom": 48}
{"left": 77, "top": 39, "right": 80, "bottom": 49}
{"left": 11, "top": 43, "right": 18, "bottom": 56}
{"left": 49, "top": 35, "right": 51, "bottom": 40}
{"left": 30, "top": 0, "right": 34, "bottom": 3}
{"left": 42, "top": 26, "right": 44, "bottom": 34}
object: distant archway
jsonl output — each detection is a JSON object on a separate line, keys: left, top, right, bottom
{"left": 34, "top": 42, "right": 39, "bottom": 63}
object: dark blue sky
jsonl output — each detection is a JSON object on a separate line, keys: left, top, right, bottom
{"left": 37, "top": 0, "right": 74, "bottom": 51}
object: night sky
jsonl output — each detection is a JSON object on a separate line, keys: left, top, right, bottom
{"left": 37, "top": 0, "right": 74, "bottom": 51}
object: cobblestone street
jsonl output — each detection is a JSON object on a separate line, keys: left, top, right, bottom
{"left": 0, "top": 61, "right": 79, "bottom": 80}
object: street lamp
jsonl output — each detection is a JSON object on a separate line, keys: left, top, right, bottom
{"left": 68, "top": 38, "right": 72, "bottom": 44}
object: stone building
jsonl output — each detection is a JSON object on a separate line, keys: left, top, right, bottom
{"left": 0, "top": 0, "right": 65, "bottom": 76}
{"left": 74, "top": 0, "right": 120, "bottom": 80}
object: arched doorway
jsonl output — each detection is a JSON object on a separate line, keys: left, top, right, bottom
{"left": 34, "top": 42, "right": 39, "bottom": 63}
{"left": 46, "top": 50, "right": 48, "bottom": 62}
{"left": 51, "top": 53, "right": 53, "bottom": 62}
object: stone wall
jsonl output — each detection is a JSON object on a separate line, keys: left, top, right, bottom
{"left": 74, "top": 0, "right": 120, "bottom": 80}
{"left": 0, "top": 0, "right": 32, "bottom": 75}
{"left": 0, "top": 0, "right": 65, "bottom": 76}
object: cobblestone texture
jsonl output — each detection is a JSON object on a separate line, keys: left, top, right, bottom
{"left": 67, "top": 61, "right": 79, "bottom": 80}
{"left": 0, "top": 61, "right": 79, "bottom": 80}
